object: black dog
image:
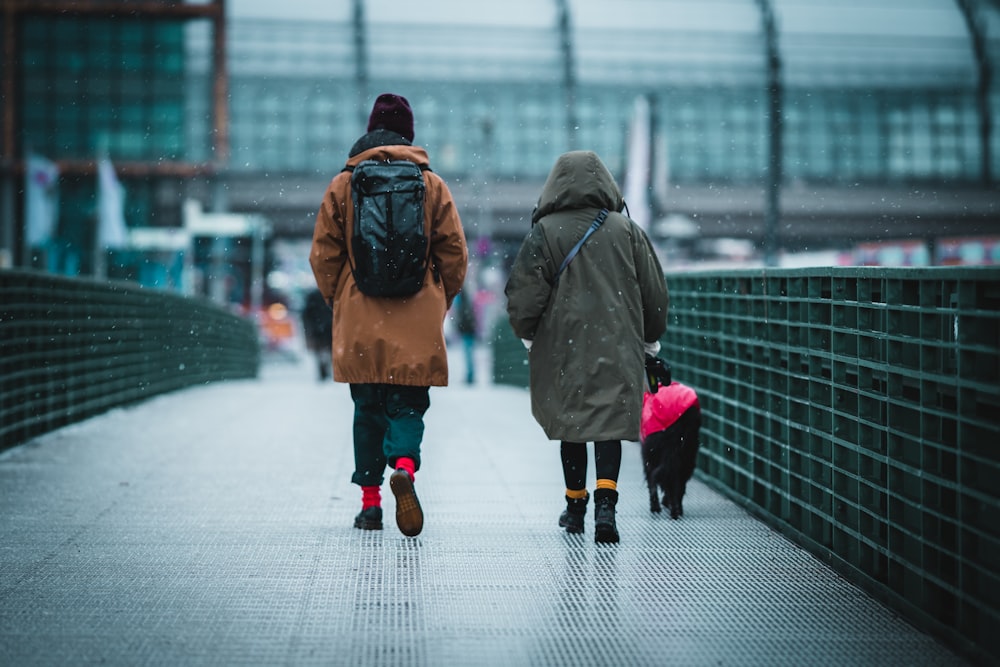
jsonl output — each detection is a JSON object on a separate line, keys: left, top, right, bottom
{"left": 641, "top": 357, "right": 701, "bottom": 519}
{"left": 641, "top": 404, "right": 701, "bottom": 518}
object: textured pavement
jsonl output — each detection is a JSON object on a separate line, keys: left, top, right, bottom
{"left": 0, "top": 349, "right": 970, "bottom": 666}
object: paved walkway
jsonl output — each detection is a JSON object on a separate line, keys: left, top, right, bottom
{"left": 0, "top": 349, "right": 970, "bottom": 666}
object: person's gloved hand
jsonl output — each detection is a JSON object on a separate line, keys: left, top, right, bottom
{"left": 643, "top": 340, "right": 661, "bottom": 357}
{"left": 644, "top": 355, "right": 672, "bottom": 393}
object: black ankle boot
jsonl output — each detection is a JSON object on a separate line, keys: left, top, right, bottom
{"left": 593, "top": 489, "right": 619, "bottom": 544}
{"left": 353, "top": 506, "right": 383, "bottom": 530}
{"left": 558, "top": 493, "right": 589, "bottom": 534}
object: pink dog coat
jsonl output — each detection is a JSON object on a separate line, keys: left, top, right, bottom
{"left": 641, "top": 381, "right": 700, "bottom": 441}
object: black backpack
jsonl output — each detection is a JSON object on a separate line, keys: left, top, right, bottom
{"left": 345, "top": 159, "right": 430, "bottom": 297}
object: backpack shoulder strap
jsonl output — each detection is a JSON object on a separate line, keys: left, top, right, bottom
{"left": 554, "top": 208, "right": 608, "bottom": 284}
{"left": 342, "top": 161, "right": 431, "bottom": 173}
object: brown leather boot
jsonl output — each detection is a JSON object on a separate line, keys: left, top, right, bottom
{"left": 389, "top": 468, "right": 423, "bottom": 537}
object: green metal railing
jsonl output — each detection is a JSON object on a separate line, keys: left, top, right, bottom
{"left": 1, "top": 270, "right": 260, "bottom": 451}
{"left": 492, "top": 267, "right": 999, "bottom": 664}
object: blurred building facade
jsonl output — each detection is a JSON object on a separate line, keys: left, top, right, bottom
{"left": 218, "top": 0, "right": 998, "bottom": 272}
{"left": 3, "top": 0, "right": 999, "bottom": 298}
{"left": 0, "top": 0, "right": 231, "bottom": 293}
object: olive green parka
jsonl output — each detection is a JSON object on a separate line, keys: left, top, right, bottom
{"left": 505, "top": 151, "right": 668, "bottom": 442}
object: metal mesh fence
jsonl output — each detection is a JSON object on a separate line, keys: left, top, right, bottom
{"left": 660, "top": 266, "right": 999, "bottom": 663}
{"left": 492, "top": 266, "right": 999, "bottom": 663}
{"left": 0, "top": 270, "right": 260, "bottom": 451}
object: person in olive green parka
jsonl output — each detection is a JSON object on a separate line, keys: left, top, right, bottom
{"left": 505, "top": 150, "right": 668, "bottom": 543}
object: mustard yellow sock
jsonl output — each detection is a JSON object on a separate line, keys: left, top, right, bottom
{"left": 565, "top": 487, "right": 588, "bottom": 500}
{"left": 595, "top": 479, "right": 617, "bottom": 491}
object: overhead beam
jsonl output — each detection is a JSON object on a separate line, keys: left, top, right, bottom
{"left": 6, "top": 0, "right": 222, "bottom": 18}
{"left": 556, "top": 0, "right": 577, "bottom": 151}
{"left": 756, "top": 0, "right": 783, "bottom": 267}
{"left": 353, "top": 0, "right": 368, "bottom": 129}
{"left": 2, "top": 1, "right": 16, "bottom": 166}
{"left": 956, "top": 0, "right": 993, "bottom": 184}
{"left": 212, "top": 0, "right": 229, "bottom": 166}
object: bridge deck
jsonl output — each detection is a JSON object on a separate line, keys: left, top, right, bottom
{"left": 0, "top": 352, "right": 969, "bottom": 666}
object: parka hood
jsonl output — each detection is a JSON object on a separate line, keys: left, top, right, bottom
{"left": 532, "top": 150, "right": 624, "bottom": 224}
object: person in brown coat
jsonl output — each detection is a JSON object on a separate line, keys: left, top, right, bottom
{"left": 505, "top": 150, "right": 668, "bottom": 543}
{"left": 310, "top": 93, "right": 468, "bottom": 536}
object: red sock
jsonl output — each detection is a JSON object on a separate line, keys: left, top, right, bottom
{"left": 395, "top": 456, "right": 416, "bottom": 481}
{"left": 361, "top": 485, "right": 381, "bottom": 509}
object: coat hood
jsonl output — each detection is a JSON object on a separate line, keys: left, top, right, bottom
{"left": 532, "top": 150, "right": 624, "bottom": 224}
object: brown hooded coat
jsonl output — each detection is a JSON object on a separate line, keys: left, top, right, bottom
{"left": 505, "top": 151, "right": 669, "bottom": 441}
{"left": 310, "top": 143, "right": 467, "bottom": 386}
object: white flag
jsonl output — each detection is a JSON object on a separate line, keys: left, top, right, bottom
{"left": 652, "top": 130, "right": 670, "bottom": 212}
{"left": 97, "top": 157, "right": 128, "bottom": 249}
{"left": 622, "top": 95, "right": 652, "bottom": 232}
{"left": 25, "top": 154, "right": 59, "bottom": 246}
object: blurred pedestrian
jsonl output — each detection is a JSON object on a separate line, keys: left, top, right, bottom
{"left": 310, "top": 93, "right": 468, "bottom": 537}
{"left": 505, "top": 150, "right": 668, "bottom": 543}
{"left": 301, "top": 288, "right": 332, "bottom": 381}
{"left": 453, "top": 290, "right": 477, "bottom": 384}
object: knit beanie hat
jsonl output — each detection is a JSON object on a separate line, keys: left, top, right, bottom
{"left": 367, "top": 93, "right": 414, "bottom": 141}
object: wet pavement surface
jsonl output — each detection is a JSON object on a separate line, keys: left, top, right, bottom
{"left": 0, "top": 351, "right": 970, "bottom": 666}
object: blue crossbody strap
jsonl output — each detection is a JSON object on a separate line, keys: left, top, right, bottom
{"left": 554, "top": 208, "right": 608, "bottom": 284}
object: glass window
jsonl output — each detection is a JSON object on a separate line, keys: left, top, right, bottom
{"left": 21, "top": 16, "right": 201, "bottom": 164}
{"left": 857, "top": 94, "right": 883, "bottom": 179}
